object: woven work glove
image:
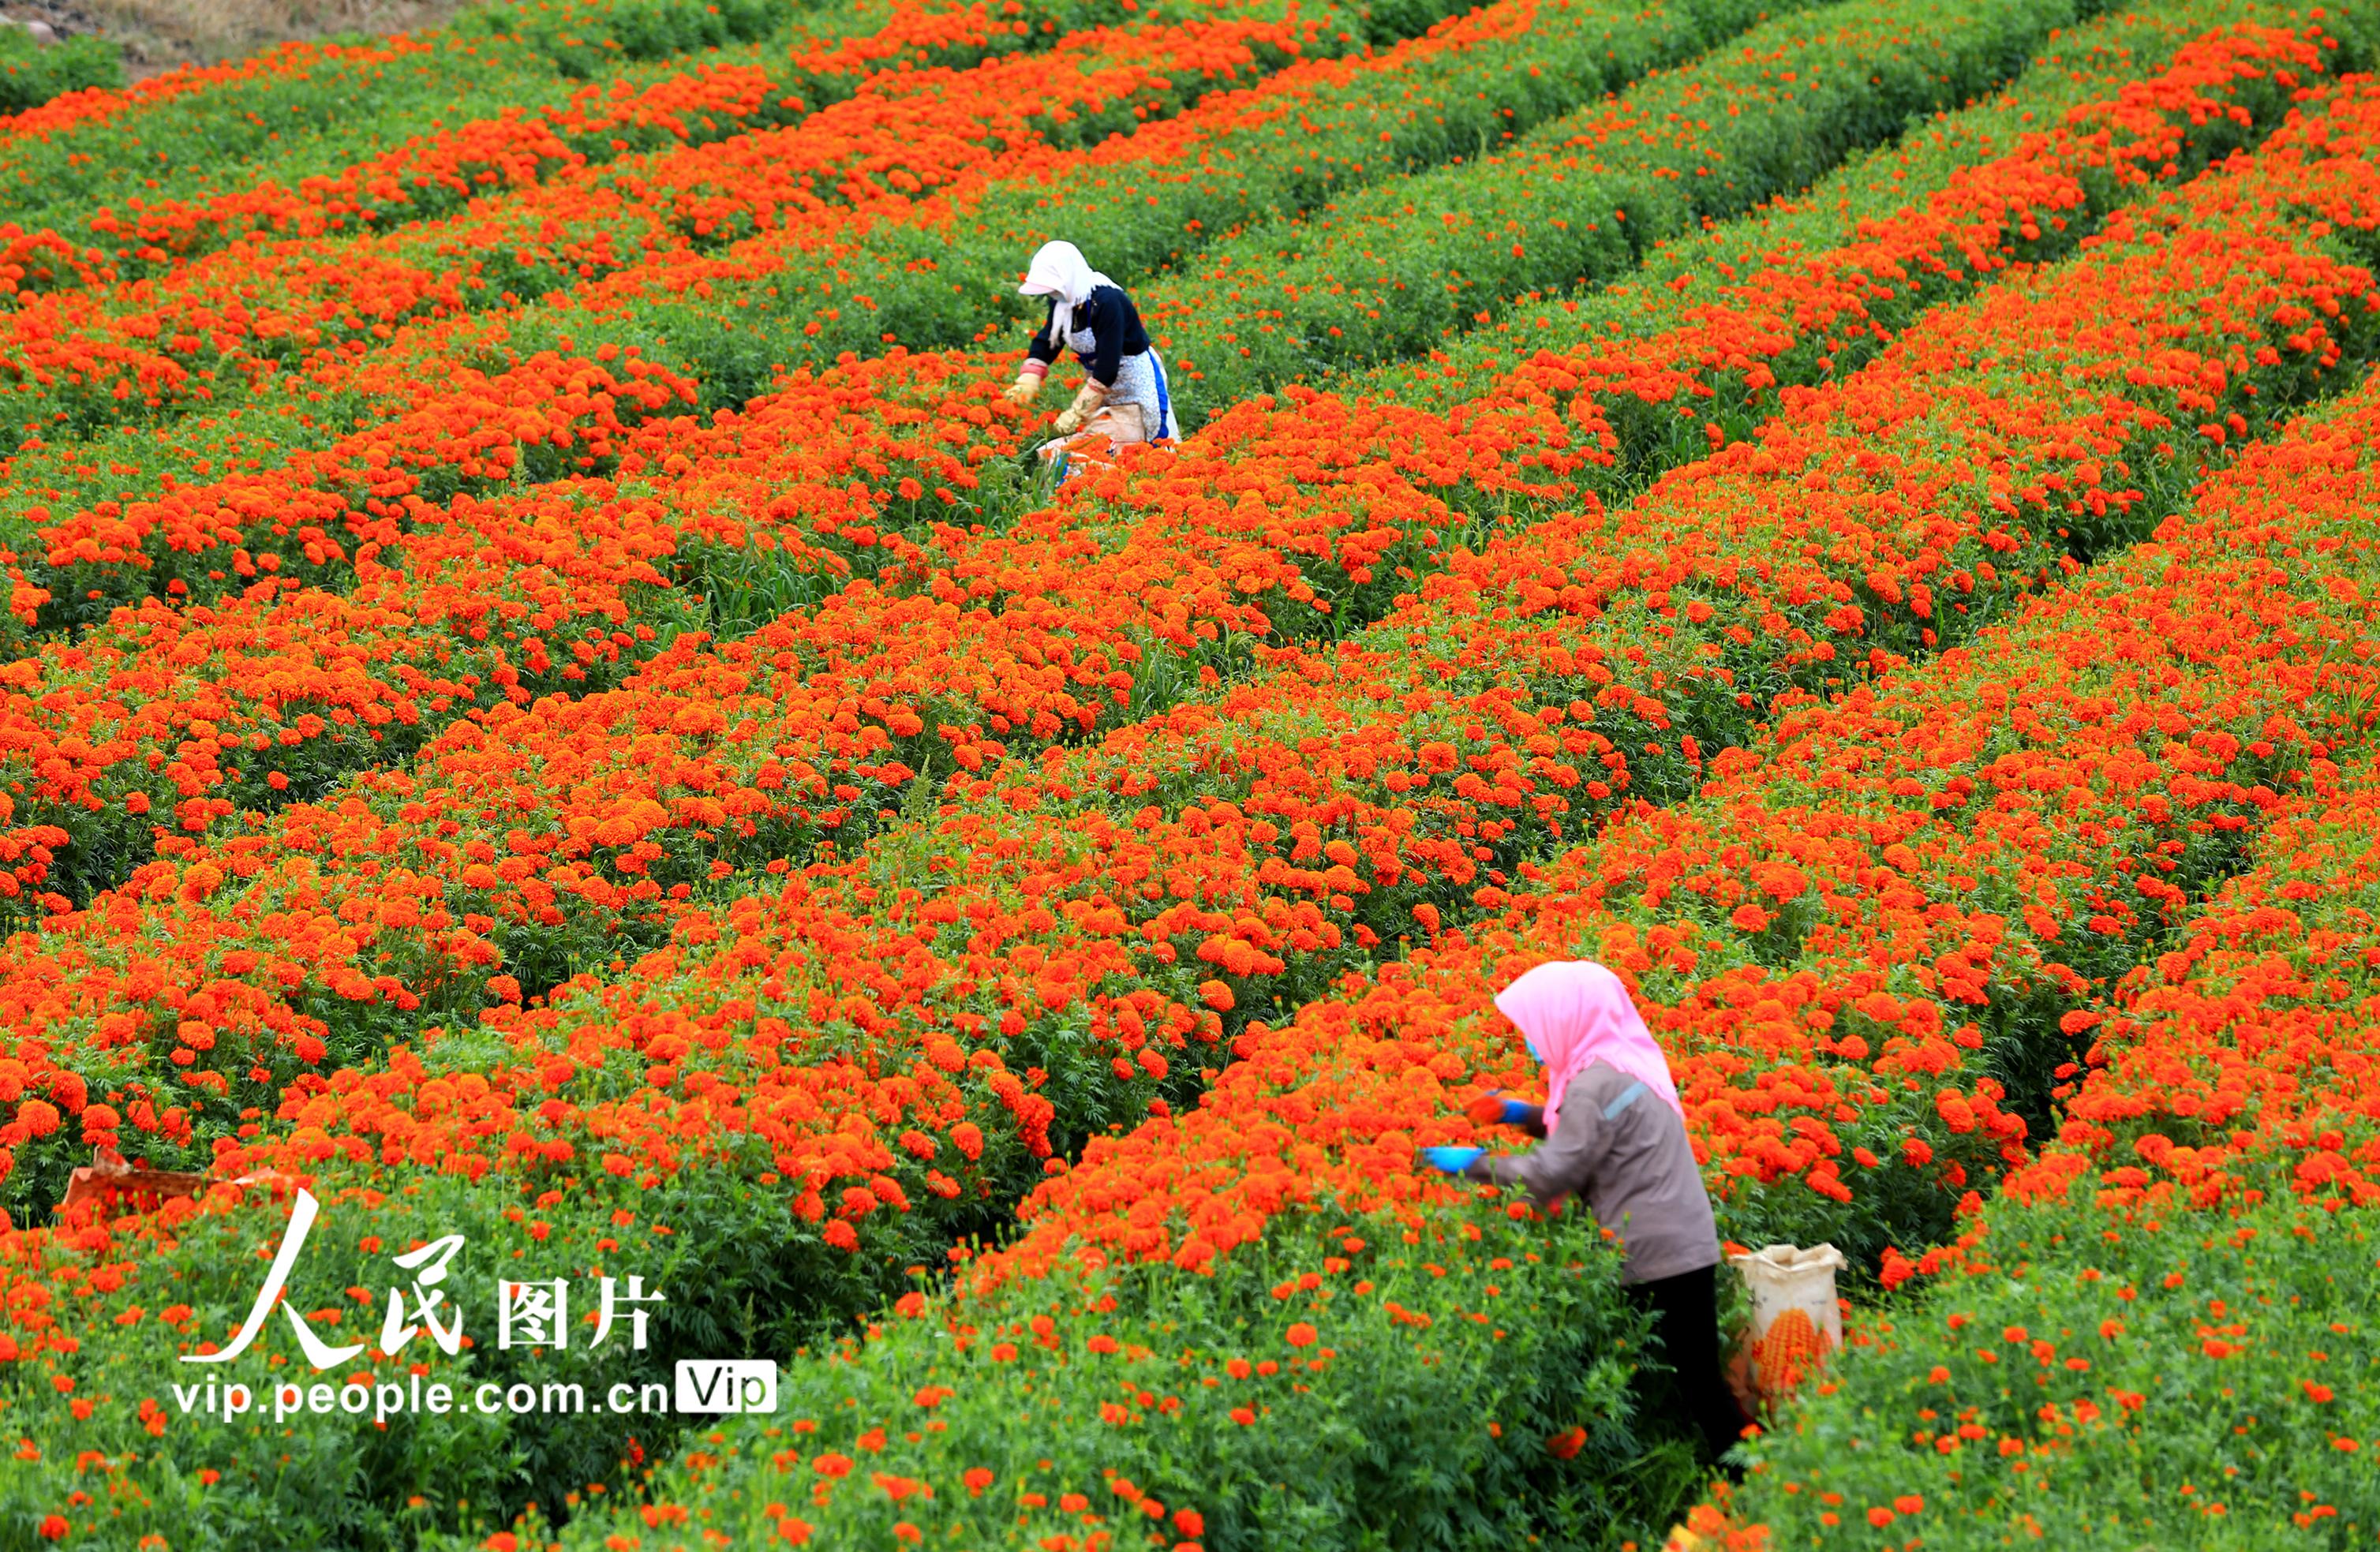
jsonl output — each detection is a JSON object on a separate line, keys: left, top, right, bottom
{"left": 1050, "top": 380, "right": 1106, "bottom": 435}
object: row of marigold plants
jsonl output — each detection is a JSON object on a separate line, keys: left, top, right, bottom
{"left": 1, "top": 0, "right": 2329, "bottom": 926}
{"left": 0, "top": 0, "right": 2321, "bottom": 961}
{"left": 0, "top": 0, "right": 941, "bottom": 246}
{"left": 520, "top": 148, "right": 2380, "bottom": 1552}
{"left": 0, "top": 0, "right": 1496, "bottom": 500}
{"left": 0, "top": 0, "right": 1716, "bottom": 614}
{"left": 1, "top": 35, "right": 2374, "bottom": 1546}
{"left": 0, "top": 0, "right": 2351, "bottom": 1237}
{"left": 1714, "top": 759, "right": 2380, "bottom": 1544}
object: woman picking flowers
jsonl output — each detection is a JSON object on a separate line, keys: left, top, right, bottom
{"left": 1424, "top": 959, "right": 1756, "bottom": 1472}
{"left": 1002, "top": 239, "right": 1180, "bottom": 467}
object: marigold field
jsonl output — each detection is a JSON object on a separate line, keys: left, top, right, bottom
{"left": 1, "top": 0, "right": 2378, "bottom": 1545}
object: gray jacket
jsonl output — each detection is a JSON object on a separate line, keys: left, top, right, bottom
{"left": 1461, "top": 1058, "right": 1720, "bottom": 1284}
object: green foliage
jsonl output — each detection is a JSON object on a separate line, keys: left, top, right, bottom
{"left": 507, "top": 0, "right": 1802, "bottom": 406}
{"left": 0, "top": 28, "right": 122, "bottom": 113}
{"left": 0, "top": 1157, "right": 955, "bottom": 1547}
{"left": 463, "top": 0, "right": 796, "bottom": 76}
{"left": 1734, "top": 1181, "right": 2380, "bottom": 1549}
{"left": 526, "top": 1203, "right": 1708, "bottom": 1551}
{"left": 1349, "top": 0, "right": 2353, "bottom": 418}
{"left": 1153, "top": 0, "right": 2093, "bottom": 424}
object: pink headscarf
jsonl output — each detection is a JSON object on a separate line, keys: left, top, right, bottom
{"left": 1494, "top": 959, "right": 1685, "bottom": 1135}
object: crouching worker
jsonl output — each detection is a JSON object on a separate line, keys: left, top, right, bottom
{"left": 1001, "top": 240, "right": 1178, "bottom": 471}
{"left": 1421, "top": 959, "right": 1755, "bottom": 1473}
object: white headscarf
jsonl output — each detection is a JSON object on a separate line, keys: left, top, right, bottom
{"left": 1018, "top": 240, "right": 1113, "bottom": 345}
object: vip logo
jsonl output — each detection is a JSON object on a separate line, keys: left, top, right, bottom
{"left": 675, "top": 1359, "right": 778, "bottom": 1414}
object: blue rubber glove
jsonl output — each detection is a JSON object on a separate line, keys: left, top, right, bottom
{"left": 1465, "top": 1091, "right": 1536, "bottom": 1127}
{"left": 1421, "top": 1145, "right": 1483, "bottom": 1175}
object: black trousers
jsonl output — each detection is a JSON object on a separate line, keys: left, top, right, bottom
{"left": 1627, "top": 1262, "right": 1756, "bottom": 1466}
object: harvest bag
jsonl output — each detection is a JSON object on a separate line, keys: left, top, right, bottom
{"left": 1730, "top": 1242, "right": 1847, "bottom": 1398}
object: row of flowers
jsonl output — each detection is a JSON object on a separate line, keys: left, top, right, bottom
{"left": 2025, "top": 778, "right": 2380, "bottom": 1212}
{"left": 0, "top": 2, "right": 1328, "bottom": 462}
{"left": 1724, "top": 1168, "right": 2380, "bottom": 1549}
{"left": 6, "top": 0, "right": 2294, "bottom": 921}
{"left": 0, "top": 4, "right": 743, "bottom": 271}
{"left": 0, "top": 0, "right": 1933, "bottom": 942}
{"left": 0, "top": 1158, "right": 1684, "bottom": 1548}
{"left": 0, "top": 10, "right": 2370, "bottom": 1545}
{"left": 1724, "top": 750, "right": 2380, "bottom": 1546}
{"left": 528, "top": 125, "right": 2380, "bottom": 1552}
{"left": 58, "top": 55, "right": 787, "bottom": 277}
{"left": 1380, "top": 14, "right": 2338, "bottom": 487}
{"left": 0, "top": 0, "right": 2310, "bottom": 1208}
{"left": 5, "top": 0, "right": 1313, "bottom": 302}
{"left": 1351, "top": 0, "right": 2377, "bottom": 413}
{"left": 0, "top": 33, "right": 430, "bottom": 155}
{"left": 0, "top": 0, "right": 794, "bottom": 194}
{"left": 0, "top": 0, "right": 1622, "bottom": 927}
{"left": 0, "top": 0, "right": 1435, "bottom": 476}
